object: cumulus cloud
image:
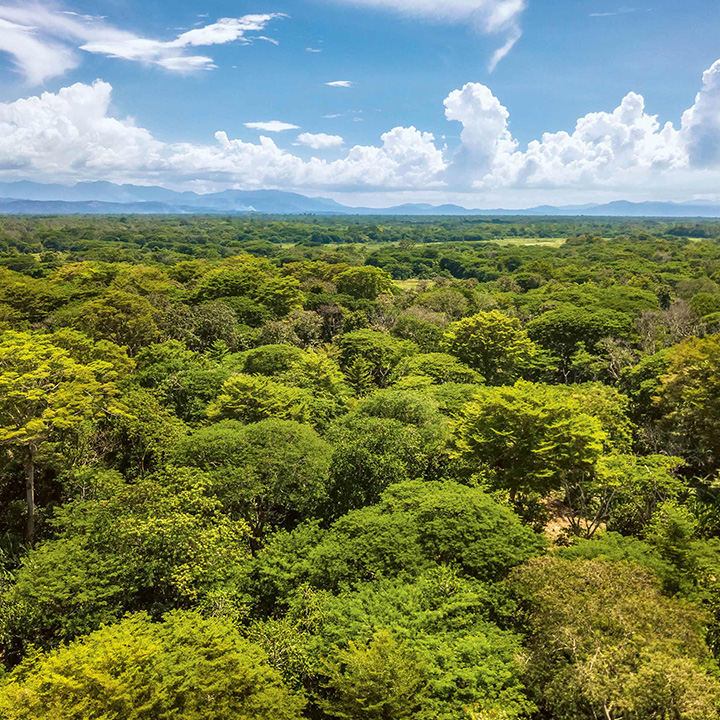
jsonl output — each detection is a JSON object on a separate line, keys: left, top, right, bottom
{"left": 326, "top": 80, "right": 354, "bottom": 88}
{"left": 245, "top": 121, "right": 300, "bottom": 133}
{"left": 0, "top": 80, "right": 445, "bottom": 190}
{"left": 297, "top": 132, "right": 345, "bottom": 149}
{"left": 6, "top": 59, "right": 720, "bottom": 203}
{"left": 681, "top": 60, "right": 720, "bottom": 169}
{"left": 329, "top": 0, "right": 526, "bottom": 70}
{"left": 0, "top": 80, "right": 162, "bottom": 175}
{"left": 0, "top": 4, "right": 283, "bottom": 83}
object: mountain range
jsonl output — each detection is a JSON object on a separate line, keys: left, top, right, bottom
{"left": 1, "top": 181, "right": 720, "bottom": 218}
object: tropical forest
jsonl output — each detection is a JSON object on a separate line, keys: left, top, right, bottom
{"left": 0, "top": 214, "right": 719, "bottom": 720}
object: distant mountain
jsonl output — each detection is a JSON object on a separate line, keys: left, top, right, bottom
{"left": 1, "top": 181, "right": 720, "bottom": 217}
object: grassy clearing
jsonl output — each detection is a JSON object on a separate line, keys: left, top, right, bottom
{"left": 488, "top": 236, "right": 568, "bottom": 247}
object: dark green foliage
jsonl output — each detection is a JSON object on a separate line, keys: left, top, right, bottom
{"left": 243, "top": 480, "right": 544, "bottom": 605}
{"left": 173, "top": 419, "right": 332, "bottom": 540}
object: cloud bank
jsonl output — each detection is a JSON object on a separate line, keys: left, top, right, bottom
{"left": 3, "top": 59, "right": 720, "bottom": 204}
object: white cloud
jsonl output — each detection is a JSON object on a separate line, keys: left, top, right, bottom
{"left": 306, "top": 47, "right": 322, "bottom": 53}
{"left": 0, "top": 80, "right": 444, "bottom": 190}
{"left": 245, "top": 121, "right": 300, "bottom": 132}
{"left": 7, "top": 60, "right": 720, "bottom": 205}
{"left": 681, "top": 60, "right": 720, "bottom": 169}
{"left": 297, "top": 132, "right": 345, "bottom": 149}
{"left": 0, "top": 80, "right": 162, "bottom": 176}
{"left": 326, "top": 80, "right": 353, "bottom": 88}
{"left": 0, "top": 5, "right": 283, "bottom": 83}
{"left": 329, "top": 0, "right": 526, "bottom": 70}
{"left": 450, "top": 85, "right": 686, "bottom": 190}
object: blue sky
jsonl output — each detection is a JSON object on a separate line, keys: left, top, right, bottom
{"left": 0, "top": 0, "right": 719, "bottom": 207}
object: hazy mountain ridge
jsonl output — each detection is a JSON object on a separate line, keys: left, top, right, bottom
{"left": 1, "top": 181, "right": 720, "bottom": 217}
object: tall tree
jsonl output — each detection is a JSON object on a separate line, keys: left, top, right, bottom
{"left": 0, "top": 331, "right": 124, "bottom": 543}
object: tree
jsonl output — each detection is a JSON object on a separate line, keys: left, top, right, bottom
{"left": 0, "top": 611, "right": 305, "bottom": 720}
{"left": 62, "top": 290, "right": 161, "bottom": 352}
{"left": 321, "top": 630, "right": 428, "bottom": 720}
{"left": 392, "top": 352, "right": 482, "bottom": 385}
{"left": 655, "top": 333, "right": 720, "bottom": 472}
{"left": 559, "top": 454, "right": 684, "bottom": 540}
{"left": 173, "top": 419, "right": 332, "bottom": 543}
{"left": 0, "top": 331, "right": 125, "bottom": 543}
{"left": 244, "top": 480, "right": 543, "bottom": 605}
{"left": 338, "top": 330, "right": 418, "bottom": 388}
{"left": 442, "top": 311, "right": 535, "bottom": 384}
{"left": 510, "top": 557, "right": 720, "bottom": 720}
{"left": 291, "top": 570, "right": 533, "bottom": 720}
{"left": 326, "top": 416, "right": 444, "bottom": 515}
{"left": 1, "top": 469, "right": 249, "bottom": 650}
{"left": 526, "top": 305, "right": 633, "bottom": 376}
{"left": 207, "top": 374, "right": 313, "bottom": 424}
{"left": 334, "top": 266, "right": 394, "bottom": 300}
{"left": 452, "top": 381, "right": 606, "bottom": 503}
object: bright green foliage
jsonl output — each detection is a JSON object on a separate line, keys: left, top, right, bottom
{"left": 261, "top": 276, "right": 306, "bottom": 316}
{"left": 207, "top": 373, "right": 314, "bottom": 424}
{"left": 0, "top": 611, "right": 305, "bottom": 720}
{"left": 1, "top": 469, "right": 248, "bottom": 650}
{"left": 656, "top": 334, "right": 720, "bottom": 471}
{"left": 452, "top": 381, "right": 606, "bottom": 499}
{"left": 60, "top": 290, "right": 162, "bottom": 351}
{"left": 602, "top": 454, "right": 685, "bottom": 535}
{"left": 690, "top": 292, "right": 720, "bottom": 318}
{"left": 442, "top": 311, "right": 535, "bottom": 384}
{"left": 237, "top": 344, "right": 306, "bottom": 375}
{"left": 334, "top": 266, "right": 394, "bottom": 300}
{"left": 565, "top": 382, "right": 634, "bottom": 452}
{"left": 174, "top": 420, "right": 332, "bottom": 540}
{"left": 296, "top": 571, "right": 533, "bottom": 720}
{"left": 511, "top": 557, "right": 720, "bottom": 720}
{"left": 321, "top": 630, "right": 427, "bottom": 719}
{"left": 558, "top": 452, "right": 683, "bottom": 540}
{"left": 0, "top": 330, "right": 126, "bottom": 541}
{"left": 338, "top": 330, "right": 418, "bottom": 387}
{"left": 392, "top": 352, "right": 483, "bottom": 384}
{"left": 352, "top": 388, "right": 443, "bottom": 427}
{"left": 0, "top": 330, "right": 124, "bottom": 447}
{"left": 558, "top": 531, "right": 675, "bottom": 584}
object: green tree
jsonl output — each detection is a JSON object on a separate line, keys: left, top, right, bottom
{"left": 207, "top": 374, "right": 313, "bottom": 424}
{"left": 338, "top": 330, "right": 418, "bottom": 388}
{"left": 243, "top": 480, "right": 543, "bottom": 607}
{"left": 511, "top": 557, "right": 720, "bottom": 720}
{"left": 0, "top": 331, "right": 125, "bottom": 542}
{"left": 392, "top": 352, "right": 482, "bottom": 385}
{"left": 62, "top": 290, "right": 161, "bottom": 352}
{"left": 442, "top": 311, "right": 535, "bottom": 384}
{"left": 656, "top": 333, "right": 720, "bottom": 472}
{"left": 321, "top": 630, "right": 428, "bottom": 720}
{"left": 452, "top": 381, "right": 606, "bottom": 503}
{"left": 0, "top": 611, "right": 305, "bottom": 720}
{"left": 1, "top": 469, "right": 248, "bottom": 650}
{"left": 174, "top": 420, "right": 332, "bottom": 543}
{"left": 334, "top": 266, "right": 394, "bottom": 300}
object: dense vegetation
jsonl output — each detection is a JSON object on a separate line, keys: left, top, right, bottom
{"left": 1, "top": 214, "right": 720, "bottom": 719}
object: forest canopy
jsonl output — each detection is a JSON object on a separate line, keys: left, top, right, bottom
{"left": 0, "top": 214, "right": 719, "bottom": 719}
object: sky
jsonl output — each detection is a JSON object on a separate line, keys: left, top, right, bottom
{"left": 0, "top": 0, "right": 720, "bottom": 208}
